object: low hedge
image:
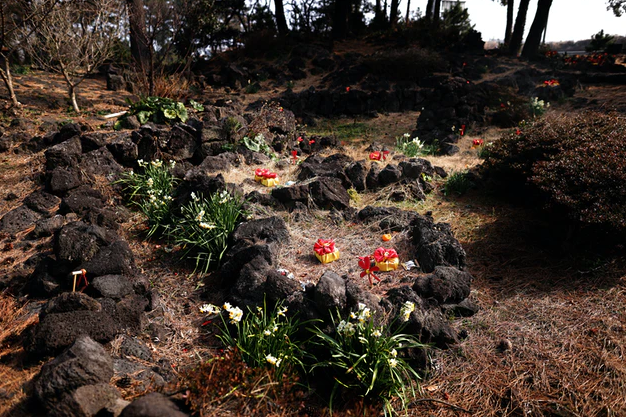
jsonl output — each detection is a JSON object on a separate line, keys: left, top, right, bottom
{"left": 483, "top": 112, "right": 626, "bottom": 239}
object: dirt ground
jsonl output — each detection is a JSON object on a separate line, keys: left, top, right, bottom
{"left": 1, "top": 62, "right": 626, "bottom": 416}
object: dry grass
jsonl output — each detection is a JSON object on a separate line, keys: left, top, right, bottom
{"left": 0, "top": 294, "right": 41, "bottom": 415}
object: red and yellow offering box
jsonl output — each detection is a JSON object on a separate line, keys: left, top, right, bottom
{"left": 373, "top": 247, "right": 399, "bottom": 271}
{"left": 314, "top": 238, "right": 340, "bottom": 264}
{"left": 254, "top": 169, "right": 279, "bottom": 187}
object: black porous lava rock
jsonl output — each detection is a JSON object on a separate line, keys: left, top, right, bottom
{"left": 27, "top": 311, "right": 120, "bottom": 356}
{"left": 377, "top": 164, "right": 403, "bottom": 187}
{"left": 411, "top": 216, "right": 466, "bottom": 273}
{"left": 45, "top": 136, "right": 82, "bottom": 170}
{"left": 46, "top": 166, "right": 84, "bottom": 195}
{"left": 309, "top": 177, "right": 351, "bottom": 210}
{"left": 345, "top": 161, "right": 367, "bottom": 191}
{"left": 399, "top": 158, "right": 435, "bottom": 179}
{"left": 59, "top": 186, "right": 107, "bottom": 216}
{"left": 89, "top": 275, "right": 134, "bottom": 300}
{"left": 39, "top": 292, "right": 102, "bottom": 320}
{"left": 314, "top": 271, "right": 347, "bottom": 316}
{"left": 412, "top": 266, "right": 473, "bottom": 304}
{"left": 0, "top": 205, "right": 42, "bottom": 234}
{"left": 33, "top": 336, "right": 113, "bottom": 407}
{"left": 24, "top": 190, "right": 62, "bottom": 214}
{"left": 231, "top": 216, "right": 289, "bottom": 245}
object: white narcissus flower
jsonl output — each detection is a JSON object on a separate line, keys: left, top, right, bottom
{"left": 372, "top": 329, "right": 382, "bottom": 337}
{"left": 199, "top": 304, "right": 220, "bottom": 314}
{"left": 389, "top": 358, "right": 398, "bottom": 368}
{"left": 266, "top": 354, "right": 281, "bottom": 367}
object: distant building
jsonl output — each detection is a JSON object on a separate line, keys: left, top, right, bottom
{"left": 441, "top": 0, "right": 466, "bottom": 15}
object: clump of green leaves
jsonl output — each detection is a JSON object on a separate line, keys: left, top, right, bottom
{"left": 115, "top": 96, "right": 189, "bottom": 130}
{"left": 395, "top": 133, "right": 439, "bottom": 157}
{"left": 115, "top": 159, "right": 177, "bottom": 237}
{"left": 215, "top": 299, "right": 311, "bottom": 380}
{"left": 242, "top": 133, "right": 276, "bottom": 159}
{"left": 444, "top": 170, "right": 474, "bottom": 196}
{"left": 309, "top": 303, "right": 424, "bottom": 416}
{"left": 168, "top": 191, "right": 246, "bottom": 273}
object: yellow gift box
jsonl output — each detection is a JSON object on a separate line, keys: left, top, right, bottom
{"left": 376, "top": 257, "right": 399, "bottom": 272}
{"left": 261, "top": 177, "right": 279, "bottom": 187}
{"left": 255, "top": 175, "right": 279, "bottom": 187}
{"left": 315, "top": 249, "right": 340, "bottom": 264}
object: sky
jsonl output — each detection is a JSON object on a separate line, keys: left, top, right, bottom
{"left": 410, "top": 0, "right": 626, "bottom": 42}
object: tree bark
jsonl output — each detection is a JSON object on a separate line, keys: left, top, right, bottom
{"left": 405, "top": 0, "right": 411, "bottom": 23}
{"left": 425, "top": 0, "right": 434, "bottom": 21}
{"left": 504, "top": 0, "right": 514, "bottom": 45}
{"left": 508, "top": 0, "right": 530, "bottom": 55}
{"left": 433, "top": 0, "right": 441, "bottom": 22}
{"left": 274, "top": 0, "right": 289, "bottom": 35}
{"left": 390, "top": 0, "right": 400, "bottom": 27}
{"left": 126, "top": 0, "right": 150, "bottom": 73}
{"left": 0, "top": 55, "right": 20, "bottom": 107}
{"left": 521, "top": 0, "right": 553, "bottom": 60}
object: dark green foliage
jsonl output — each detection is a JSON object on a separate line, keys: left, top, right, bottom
{"left": 484, "top": 112, "right": 626, "bottom": 234}
{"left": 115, "top": 96, "right": 188, "bottom": 129}
{"left": 586, "top": 30, "right": 614, "bottom": 52}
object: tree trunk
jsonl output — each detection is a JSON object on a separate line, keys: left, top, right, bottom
{"left": 0, "top": 56, "right": 21, "bottom": 107}
{"left": 521, "top": 0, "right": 553, "bottom": 60}
{"left": 508, "top": 0, "right": 530, "bottom": 55}
{"left": 504, "top": 0, "right": 514, "bottom": 45}
{"left": 126, "top": 0, "right": 150, "bottom": 74}
{"left": 405, "top": 0, "right": 411, "bottom": 23}
{"left": 425, "top": 0, "right": 434, "bottom": 21}
{"left": 332, "top": 0, "right": 350, "bottom": 39}
{"left": 433, "top": 0, "right": 441, "bottom": 22}
{"left": 275, "top": 0, "right": 289, "bottom": 35}
{"left": 69, "top": 84, "right": 79, "bottom": 113}
{"left": 389, "top": 0, "right": 400, "bottom": 27}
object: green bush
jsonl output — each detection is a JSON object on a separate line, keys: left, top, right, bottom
{"left": 309, "top": 303, "right": 424, "bottom": 415}
{"left": 484, "top": 112, "right": 626, "bottom": 235}
{"left": 168, "top": 191, "right": 246, "bottom": 272}
{"left": 115, "top": 159, "right": 177, "bottom": 237}
{"left": 115, "top": 96, "right": 189, "bottom": 129}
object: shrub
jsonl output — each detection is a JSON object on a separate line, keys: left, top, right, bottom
{"left": 168, "top": 191, "right": 246, "bottom": 272}
{"left": 309, "top": 303, "right": 424, "bottom": 416}
{"left": 216, "top": 299, "right": 311, "bottom": 380}
{"left": 484, "top": 112, "right": 626, "bottom": 235}
{"left": 115, "top": 159, "right": 177, "bottom": 237}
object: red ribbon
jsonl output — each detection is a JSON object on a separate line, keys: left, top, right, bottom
{"left": 373, "top": 247, "right": 398, "bottom": 263}
{"left": 314, "top": 239, "right": 335, "bottom": 255}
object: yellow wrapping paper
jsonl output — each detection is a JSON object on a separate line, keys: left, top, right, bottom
{"left": 261, "top": 177, "right": 279, "bottom": 187}
{"left": 315, "top": 249, "right": 340, "bottom": 264}
{"left": 376, "top": 257, "right": 399, "bottom": 272}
